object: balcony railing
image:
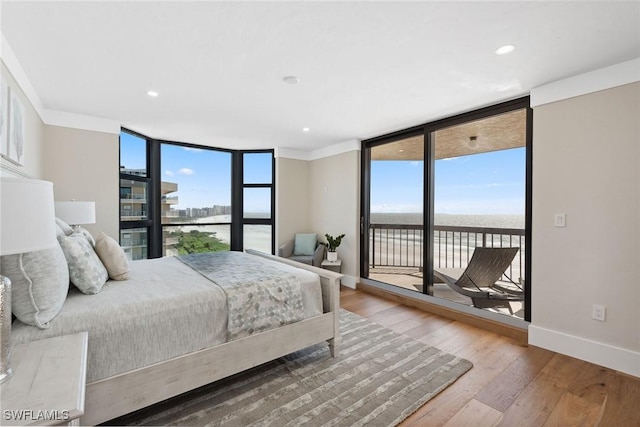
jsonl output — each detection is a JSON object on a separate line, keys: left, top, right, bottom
{"left": 369, "top": 224, "right": 525, "bottom": 282}
{"left": 120, "top": 210, "right": 147, "bottom": 217}
{"left": 120, "top": 195, "right": 147, "bottom": 201}
{"left": 120, "top": 238, "right": 147, "bottom": 247}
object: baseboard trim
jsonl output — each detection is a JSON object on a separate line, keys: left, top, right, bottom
{"left": 529, "top": 325, "right": 640, "bottom": 378}
{"left": 357, "top": 282, "right": 528, "bottom": 344}
{"left": 340, "top": 275, "right": 357, "bottom": 289}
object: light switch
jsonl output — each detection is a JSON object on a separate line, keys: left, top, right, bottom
{"left": 554, "top": 213, "right": 566, "bottom": 227}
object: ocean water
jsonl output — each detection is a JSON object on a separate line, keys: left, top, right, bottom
{"left": 371, "top": 213, "right": 525, "bottom": 229}
{"left": 369, "top": 212, "right": 526, "bottom": 280}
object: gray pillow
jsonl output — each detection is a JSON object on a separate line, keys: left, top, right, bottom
{"left": 294, "top": 233, "right": 317, "bottom": 256}
{"left": 77, "top": 227, "right": 95, "bottom": 246}
{"left": 58, "top": 232, "right": 108, "bottom": 294}
{"left": 1, "top": 245, "right": 69, "bottom": 329}
{"left": 94, "top": 232, "right": 130, "bottom": 280}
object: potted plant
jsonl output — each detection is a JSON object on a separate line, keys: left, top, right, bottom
{"left": 324, "top": 233, "right": 345, "bottom": 262}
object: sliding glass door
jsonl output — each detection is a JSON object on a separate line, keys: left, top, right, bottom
{"left": 361, "top": 97, "right": 532, "bottom": 322}
{"left": 430, "top": 108, "right": 528, "bottom": 318}
{"left": 366, "top": 134, "right": 425, "bottom": 292}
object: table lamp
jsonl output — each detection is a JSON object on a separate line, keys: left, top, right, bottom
{"left": 0, "top": 178, "right": 58, "bottom": 383}
{"left": 54, "top": 200, "right": 96, "bottom": 231}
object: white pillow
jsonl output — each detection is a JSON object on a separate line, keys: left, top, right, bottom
{"left": 58, "top": 231, "right": 108, "bottom": 294}
{"left": 1, "top": 245, "right": 69, "bottom": 329}
{"left": 94, "top": 232, "right": 130, "bottom": 281}
{"left": 55, "top": 217, "right": 73, "bottom": 236}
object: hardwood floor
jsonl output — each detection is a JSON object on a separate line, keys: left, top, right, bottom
{"left": 340, "top": 287, "right": 640, "bottom": 427}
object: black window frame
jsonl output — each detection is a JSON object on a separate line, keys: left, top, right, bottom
{"left": 360, "top": 96, "right": 532, "bottom": 322}
{"left": 119, "top": 128, "right": 275, "bottom": 258}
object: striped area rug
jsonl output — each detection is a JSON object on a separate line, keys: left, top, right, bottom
{"left": 109, "top": 310, "right": 472, "bottom": 427}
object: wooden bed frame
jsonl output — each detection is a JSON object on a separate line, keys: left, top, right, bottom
{"left": 80, "top": 249, "right": 342, "bottom": 426}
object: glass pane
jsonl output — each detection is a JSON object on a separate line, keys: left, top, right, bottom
{"left": 243, "top": 224, "right": 272, "bottom": 254}
{"left": 163, "top": 225, "right": 230, "bottom": 257}
{"left": 432, "top": 108, "right": 526, "bottom": 318}
{"left": 243, "top": 152, "right": 273, "bottom": 184}
{"left": 243, "top": 187, "right": 271, "bottom": 219}
{"left": 120, "top": 132, "right": 147, "bottom": 176}
{"left": 120, "top": 179, "right": 148, "bottom": 221}
{"left": 120, "top": 228, "right": 148, "bottom": 261}
{"left": 160, "top": 144, "right": 232, "bottom": 225}
{"left": 368, "top": 135, "right": 424, "bottom": 293}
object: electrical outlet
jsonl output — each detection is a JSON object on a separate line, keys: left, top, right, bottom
{"left": 592, "top": 304, "right": 606, "bottom": 321}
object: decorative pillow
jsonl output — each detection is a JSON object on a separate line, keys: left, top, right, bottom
{"left": 94, "top": 232, "right": 130, "bottom": 281}
{"left": 57, "top": 232, "right": 108, "bottom": 294}
{"left": 1, "top": 245, "right": 69, "bottom": 329}
{"left": 77, "top": 227, "right": 96, "bottom": 247}
{"left": 294, "top": 233, "right": 318, "bottom": 256}
{"left": 55, "top": 217, "right": 73, "bottom": 236}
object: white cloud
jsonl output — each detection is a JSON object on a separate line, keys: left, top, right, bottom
{"left": 165, "top": 170, "right": 174, "bottom": 176}
{"left": 178, "top": 168, "right": 195, "bottom": 175}
{"left": 183, "top": 147, "right": 202, "bottom": 152}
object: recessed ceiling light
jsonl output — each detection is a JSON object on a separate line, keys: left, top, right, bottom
{"left": 147, "top": 90, "right": 159, "bottom": 97}
{"left": 495, "top": 45, "right": 515, "bottom": 55}
{"left": 302, "top": 127, "right": 310, "bottom": 132}
{"left": 283, "top": 76, "right": 300, "bottom": 85}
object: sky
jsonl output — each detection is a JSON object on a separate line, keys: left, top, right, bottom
{"left": 122, "top": 132, "right": 525, "bottom": 216}
{"left": 371, "top": 147, "right": 526, "bottom": 216}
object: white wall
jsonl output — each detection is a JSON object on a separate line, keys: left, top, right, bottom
{"left": 530, "top": 80, "right": 640, "bottom": 376}
{"left": 0, "top": 61, "right": 44, "bottom": 179}
{"left": 276, "top": 156, "right": 311, "bottom": 247}
{"left": 309, "top": 150, "right": 360, "bottom": 287}
{"left": 43, "top": 125, "right": 119, "bottom": 239}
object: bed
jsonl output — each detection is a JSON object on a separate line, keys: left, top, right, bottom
{"left": 10, "top": 248, "right": 342, "bottom": 425}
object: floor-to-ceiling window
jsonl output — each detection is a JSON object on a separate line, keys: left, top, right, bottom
{"left": 119, "top": 129, "right": 275, "bottom": 260}
{"left": 241, "top": 151, "right": 275, "bottom": 254}
{"left": 160, "top": 143, "right": 232, "bottom": 257}
{"left": 361, "top": 97, "right": 532, "bottom": 322}
{"left": 119, "top": 131, "right": 151, "bottom": 260}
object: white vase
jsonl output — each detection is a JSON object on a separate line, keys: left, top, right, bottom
{"left": 327, "top": 251, "right": 338, "bottom": 262}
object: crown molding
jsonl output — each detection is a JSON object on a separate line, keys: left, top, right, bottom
{"left": 44, "top": 110, "right": 121, "bottom": 134}
{"left": 277, "top": 139, "right": 361, "bottom": 162}
{"left": 531, "top": 57, "right": 640, "bottom": 107}
{"left": 1, "top": 32, "right": 45, "bottom": 118}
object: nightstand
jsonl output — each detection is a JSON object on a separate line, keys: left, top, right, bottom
{"left": 321, "top": 259, "right": 342, "bottom": 273}
{"left": 1, "top": 332, "right": 88, "bottom": 426}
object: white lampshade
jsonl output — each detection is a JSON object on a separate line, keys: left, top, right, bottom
{"left": 0, "top": 178, "right": 58, "bottom": 255}
{"left": 55, "top": 201, "right": 96, "bottom": 226}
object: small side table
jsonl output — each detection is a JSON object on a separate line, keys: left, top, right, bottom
{"left": 321, "top": 259, "right": 342, "bottom": 273}
{"left": 1, "top": 332, "right": 88, "bottom": 426}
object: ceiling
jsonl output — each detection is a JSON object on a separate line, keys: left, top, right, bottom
{"left": 1, "top": 1, "right": 638, "bottom": 152}
{"left": 371, "top": 108, "right": 526, "bottom": 161}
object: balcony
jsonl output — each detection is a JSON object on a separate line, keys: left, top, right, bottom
{"left": 120, "top": 195, "right": 147, "bottom": 203}
{"left": 120, "top": 209, "right": 147, "bottom": 220}
{"left": 161, "top": 196, "right": 179, "bottom": 205}
{"left": 120, "top": 238, "right": 147, "bottom": 248}
{"left": 368, "top": 223, "right": 525, "bottom": 318}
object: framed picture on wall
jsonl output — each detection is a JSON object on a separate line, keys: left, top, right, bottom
{"left": 0, "top": 75, "right": 8, "bottom": 159}
{"left": 8, "top": 89, "right": 25, "bottom": 166}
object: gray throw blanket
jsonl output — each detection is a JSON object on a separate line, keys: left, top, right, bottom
{"left": 177, "top": 251, "right": 305, "bottom": 341}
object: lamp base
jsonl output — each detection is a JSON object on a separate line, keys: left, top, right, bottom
{"left": 0, "top": 274, "right": 13, "bottom": 384}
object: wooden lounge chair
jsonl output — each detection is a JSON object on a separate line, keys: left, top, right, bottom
{"left": 433, "top": 247, "right": 523, "bottom": 314}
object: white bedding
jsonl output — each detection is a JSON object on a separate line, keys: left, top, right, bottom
{"left": 11, "top": 253, "right": 323, "bottom": 382}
